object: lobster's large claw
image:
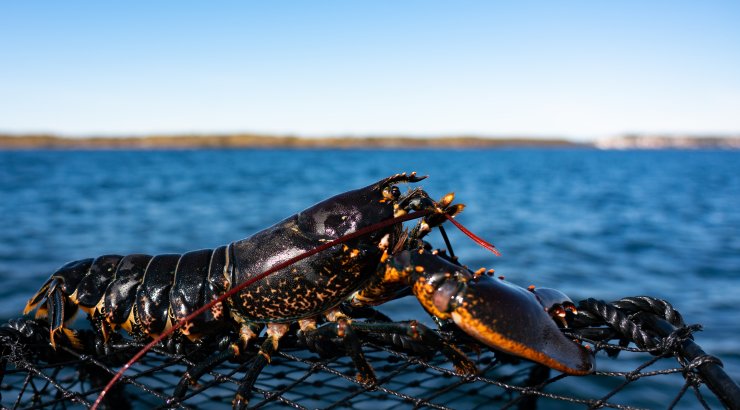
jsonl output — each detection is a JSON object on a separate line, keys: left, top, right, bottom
{"left": 404, "top": 250, "right": 595, "bottom": 375}
{"left": 449, "top": 276, "right": 594, "bottom": 374}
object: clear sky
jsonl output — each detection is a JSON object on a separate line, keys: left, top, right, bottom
{"left": 1, "top": 1, "right": 739, "bottom": 140}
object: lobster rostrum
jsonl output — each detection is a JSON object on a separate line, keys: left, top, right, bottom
{"left": 22, "top": 172, "right": 594, "bottom": 409}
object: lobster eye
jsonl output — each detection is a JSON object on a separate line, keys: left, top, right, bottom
{"left": 390, "top": 186, "right": 401, "bottom": 199}
{"left": 382, "top": 185, "right": 401, "bottom": 200}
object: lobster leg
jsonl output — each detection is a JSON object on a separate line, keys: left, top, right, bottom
{"left": 173, "top": 343, "right": 240, "bottom": 401}
{"left": 298, "top": 318, "right": 337, "bottom": 358}
{"left": 304, "top": 317, "right": 377, "bottom": 384}
{"left": 340, "top": 304, "right": 394, "bottom": 323}
{"left": 298, "top": 311, "right": 377, "bottom": 384}
{"left": 351, "top": 320, "right": 477, "bottom": 375}
{"left": 174, "top": 320, "right": 262, "bottom": 401}
{"left": 233, "top": 323, "right": 289, "bottom": 410}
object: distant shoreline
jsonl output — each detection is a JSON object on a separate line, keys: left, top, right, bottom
{"left": 0, "top": 134, "right": 586, "bottom": 149}
{"left": 1, "top": 133, "right": 738, "bottom": 150}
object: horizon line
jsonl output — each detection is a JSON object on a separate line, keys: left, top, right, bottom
{"left": 3, "top": 130, "right": 740, "bottom": 142}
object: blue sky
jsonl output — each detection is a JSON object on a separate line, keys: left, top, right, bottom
{"left": 1, "top": 1, "right": 739, "bottom": 140}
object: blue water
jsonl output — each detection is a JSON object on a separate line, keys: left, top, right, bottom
{"left": 1, "top": 149, "right": 738, "bottom": 406}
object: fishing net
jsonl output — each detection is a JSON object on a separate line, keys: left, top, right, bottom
{"left": 1, "top": 296, "right": 738, "bottom": 410}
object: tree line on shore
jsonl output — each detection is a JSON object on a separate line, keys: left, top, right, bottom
{"left": 0, "top": 133, "right": 580, "bottom": 149}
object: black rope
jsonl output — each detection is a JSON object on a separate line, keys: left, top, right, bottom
{"left": 576, "top": 298, "right": 661, "bottom": 350}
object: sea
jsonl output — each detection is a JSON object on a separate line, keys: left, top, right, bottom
{"left": 0, "top": 148, "right": 738, "bottom": 408}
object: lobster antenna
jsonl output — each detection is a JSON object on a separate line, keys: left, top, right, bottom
{"left": 92, "top": 209, "right": 434, "bottom": 410}
{"left": 438, "top": 225, "right": 456, "bottom": 259}
{"left": 444, "top": 214, "right": 502, "bottom": 256}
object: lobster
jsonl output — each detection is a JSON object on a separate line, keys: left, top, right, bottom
{"left": 22, "top": 172, "right": 594, "bottom": 408}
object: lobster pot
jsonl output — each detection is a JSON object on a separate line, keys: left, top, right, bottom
{"left": 1, "top": 296, "right": 738, "bottom": 409}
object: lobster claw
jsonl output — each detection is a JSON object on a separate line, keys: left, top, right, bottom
{"left": 405, "top": 250, "right": 595, "bottom": 375}
{"left": 450, "top": 276, "right": 594, "bottom": 374}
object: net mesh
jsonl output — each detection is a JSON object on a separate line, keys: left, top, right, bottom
{"left": 1, "top": 296, "right": 738, "bottom": 410}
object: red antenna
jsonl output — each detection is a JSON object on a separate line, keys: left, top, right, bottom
{"left": 445, "top": 214, "right": 502, "bottom": 256}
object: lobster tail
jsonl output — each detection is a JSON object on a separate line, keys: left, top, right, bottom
{"left": 48, "top": 280, "right": 65, "bottom": 343}
{"left": 24, "top": 247, "right": 233, "bottom": 349}
{"left": 23, "top": 278, "right": 53, "bottom": 315}
{"left": 24, "top": 258, "right": 94, "bottom": 348}
{"left": 47, "top": 281, "right": 84, "bottom": 349}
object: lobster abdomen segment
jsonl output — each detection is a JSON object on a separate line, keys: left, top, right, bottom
{"left": 202, "top": 245, "right": 230, "bottom": 323}
{"left": 54, "top": 259, "right": 95, "bottom": 294}
{"left": 170, "top": 249, "right": 214, "bottom": 336}
{"left": 73, "top": 255, "right": 123, "bottom": 310}
{"left": 135, "top": 254, "right": 179, "bottom": 335}
{"left": 103, "top": 254, "right": 152, "bottom": 327}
